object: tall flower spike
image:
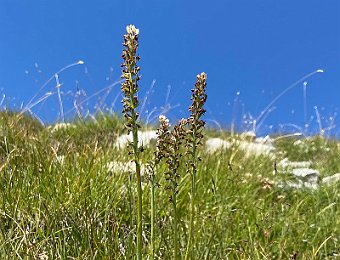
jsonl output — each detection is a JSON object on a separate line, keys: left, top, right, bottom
{"left": 121, "top": 25, "right": 141, "bottom": 134}
{"left": 148, "top": 114, "right": 171, "bottom": 260}
{"left": 164, "top": 118, "right": 187, "bottom": 260}
{"left": 156, "top": 115, "right": 171, "bottom": 163}
{"left": 188, "top": 72, "right": 207, "bottom": 132}
{"left": 185, "top": 72, "right": 207, "bottom": 260}
{"left": 120, "top": 25, "right": 143, "bottom": 260}
{"left": 165, "top": 118, "right": 187, "bottom": 188}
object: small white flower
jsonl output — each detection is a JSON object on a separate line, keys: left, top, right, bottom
{"left": 126, "top": 24, "right": 139, "bottom": 35}
{"left": 159, "top": 115, "right": 170, "bottom": 126}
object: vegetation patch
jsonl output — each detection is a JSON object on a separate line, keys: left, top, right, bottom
{"left": 0, "top": 26, "right": 339, "bottom": 259}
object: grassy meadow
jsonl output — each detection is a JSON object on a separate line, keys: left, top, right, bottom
{"left": 0, "top": 110, "right": 339, "bottom": 259}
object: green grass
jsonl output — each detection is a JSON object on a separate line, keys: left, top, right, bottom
{"left": 0, "top": 110, "right": 339, "bottom": 259}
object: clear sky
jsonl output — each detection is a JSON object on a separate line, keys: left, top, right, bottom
{"left": 0, "top": 1, "right": 339, "bottom": 135}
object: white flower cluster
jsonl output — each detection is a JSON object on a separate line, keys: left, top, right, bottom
{"left": 159, "top": 115, "right": 170, "bottom": 127}
{"left": 126, "top": 24, "right": 139, "bottom": 35}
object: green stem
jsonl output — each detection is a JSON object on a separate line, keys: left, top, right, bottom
{"left": 127, "top": 174, "right": 134, "bottom": 258}
{"left": 185, "top": 131, "right": 197, "bottom": 260}
{"left": 150, "top": 173, "right": 155, "bottom": 260}
{"left": 185, "top": 171, "right": 196, "bottom": 260}
{"left": 135, "top": 162, "right": 143, "bottom": 260}
{"left": 131, "top": 108, "right": 143, "bottom": 260}
{"left": 172, "top": 182, "right": 178, "bottom": 260}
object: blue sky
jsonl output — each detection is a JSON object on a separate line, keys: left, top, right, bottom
{"left": 0, "top": 1, "right": 339, "bottom": 135}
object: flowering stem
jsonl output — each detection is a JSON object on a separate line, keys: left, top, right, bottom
{"left": 185, "top": 73, "right": 207, "bottom": 260}
{"left": 157, "top": 117, "right": 186, "bottom": 259}
{"left": 120, "top": 24, "right": 143, "bottom": 260}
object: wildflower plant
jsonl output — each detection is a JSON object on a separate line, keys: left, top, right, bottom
{"left": 146, "top": 115, "right": 171, "bottom": 260}
{"left": 157, "top": 117, "right": 187, "bottom": 259}
{"left": 185, "top": 72, "right": 207, "bottom": 259}
{"left": 1, "top": 23, "right": 339, "bottom": 260}
{"left": 120, "top": 24, "right": 143, "bottom": 260}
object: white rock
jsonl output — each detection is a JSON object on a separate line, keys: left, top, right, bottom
{"left": 205, "top": 138, "right": 231, "bottom": 153}
{"left": 322, "top": 173, "right": 340, "bottom": 186}
{"left": 238, "top": 141, "right": 275, "bottom": 158}
{"left": 106, "top": 160, "right": 147, "bottom": 175}
{"left": 277, "top": 158, "right": 312, "bottom": 169}
{"left": 240, "top": 131, "right": 256, "bottom": 140}
{"left": 115, "top": 130, "right": 157, "bottom": 149}
{"left": 292, "top": 168, "right": 319, "bottom": 178}
{"left": 50, "top": 123, "right": 75, "bottom": 133}
{"left": 293, "top": 140, "right": 304, "bottom": 146}
{"left": 291, "top": 168, "right": 319, "bottom": 185}
{"left": 279, "top": 180, "right": 303, "bottom": 189}
{"left": 278, "top": 179, "right": 318, "bottom": 190}
{"left": 205, "top": 137, "right": 275, "bottom": 158}
{"left": 303, "top": 182, "right": 318, "bottom": 190}
{"left": 255, "top": 135, "right": 274, "bottom": 145}
{"left": 107, "top": 161, "right": 133, "bottom": 172}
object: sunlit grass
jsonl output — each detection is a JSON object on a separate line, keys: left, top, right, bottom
{"left": 0, "top": 110, "right": 338, "bottom": 259}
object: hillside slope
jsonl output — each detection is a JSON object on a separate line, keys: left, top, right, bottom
{"left": 0, "top": 111, "right": 339, "bottom": 259}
